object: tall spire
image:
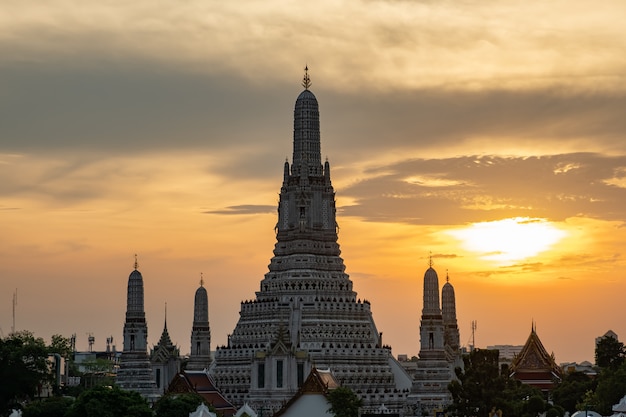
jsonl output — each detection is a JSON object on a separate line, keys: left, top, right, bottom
{"left": 188, "top": 275, "right": 212, "bottom": 370}
{"left": 291, "top": 67, "right": 322, "bottom": 176}
{"left": 134, "top": 253, "right": 138, "bottom": 270}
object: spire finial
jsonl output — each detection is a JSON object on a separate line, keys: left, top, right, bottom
{"left": 302, "top": 65, "right": 311, "bottom": 90}
{"left": 164, "top": 302, "right": 168, "bottom": 329}
{"left": 134, "top": 254, "right": 138, "bottom": 270}
{"left": 200, "top": 272, "right": 204, "bottom": 287}
{"left": 428, "top": 252, "right": 434, "bottom": 268}
{"left": 446, "top": 269, "right": 449, "bottom": 283}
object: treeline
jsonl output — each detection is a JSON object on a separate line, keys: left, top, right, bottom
{"left": 448, "top": 336, "right": 626, "bottom": 417}
{"left": 0, "top": 331, "right": 213, "bottom": 417}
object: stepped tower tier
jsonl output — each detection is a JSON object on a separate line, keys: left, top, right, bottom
{"left": 211, "top": 69, "right": 411, "bottom": 415}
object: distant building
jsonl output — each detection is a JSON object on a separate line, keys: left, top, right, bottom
{"left": 509, "top": 323, "right": 561, "bottom": 394}
{"left": 487, "top": 345, "right": 524, "bottom": 368}
{"left": 596, "top": 330, "right": 619, "bottom": 346}
{"left": 560, "top": 361, "right": 597, "bottom": 378}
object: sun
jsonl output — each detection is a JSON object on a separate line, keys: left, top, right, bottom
{"left": 446, "top": 217, "right": 567, "bottom": 263}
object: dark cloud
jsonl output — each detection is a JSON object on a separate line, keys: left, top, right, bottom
{"left": 0, "top": 62, "right": 292, "bottom": 155}
{"left": 339, "top": 153, "right": 626, "bottom": 224}
{"left": 2, "top": 59, "right": 626, "bottom": 161}
{"left": 205, "top": 205, "right": 276, "bottom": 215}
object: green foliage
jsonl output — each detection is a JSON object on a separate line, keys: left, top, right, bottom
{"left": 0, "top": 331, "right": 52, "bottom": 416}
{"left": 551, "top": 372, "right": 595, "bottom": 413}
{"left": 22, "top": 396, "right": 74, "bottom": 417}
{"left": 595, "top": 336, "right": 625, "bottom": 370}
{"left": 48, "top": 335, "right": 72, "bottom": 360}
{"left": 153, "top": 393, "right": 209, "bottom": 417}
{"left": 326, "top": 386, "right": 363, "bottom": 417}
{"left": 448, "top": 349, "right": 544, "bottom": 417}
{"left": 591, "top": 363, "right": 626, "bottom": 415}
{"left": 65, "top": 385, "right": 152, "bottom": 417}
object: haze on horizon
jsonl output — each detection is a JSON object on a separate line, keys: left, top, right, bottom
{"left": 1, "top": 0, "right": 626, "bottom": 364}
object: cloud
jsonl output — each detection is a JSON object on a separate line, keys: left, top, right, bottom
{"left": 339, "top": 153, "right": 626, "bottom": 224}
{"left": 205, "top": 205, "right": 276, "bottom": 215}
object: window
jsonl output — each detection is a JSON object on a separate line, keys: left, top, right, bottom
{"left": 297, "top": 363, "right": 304, "bottom": 387}
{"left": 276, "top": 360, "right": 283, "bottom": 388}
{"left": 155, "top": 368, "right": 161, "bottom": 388}
{"left": 257, "top": 363, "right": 265, "bottom": 388}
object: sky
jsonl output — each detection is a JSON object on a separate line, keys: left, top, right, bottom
{"left": 1, "top": 0, "right": 626, "bottom": 364}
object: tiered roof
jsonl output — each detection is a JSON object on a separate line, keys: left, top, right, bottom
{"left": 509, "top": 323, "right": 561, "bottom": 391}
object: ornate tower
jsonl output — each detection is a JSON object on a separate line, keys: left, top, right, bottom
{"left": 187, "top": 275, "right": 212, "bottom": 370}
{"left": 419, "top": 259, "right": 445, "bottom": 360}
{"left": 150, "top": 304, "right": 181, "bottom": 393}
{"left": 441, "top": 273, "right": 461, "bottom": 365}
{"left": 410, "top": 259, "right": 453, "bottom": 415}
{"left": 211, "top": 69, "right": 411, "bottom": 414}
{"left": 116, "top": 256, "right": 159, "bottom": 401}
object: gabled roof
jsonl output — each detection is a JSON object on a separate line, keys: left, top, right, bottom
{"left": 509, "top": 324, "right": 561, "bottom": 378}
{"left": 273, "top": 367, "right": 340, "bottom": 417}
{"left": 167, "top": 370, "right": 237, "bottom": 417}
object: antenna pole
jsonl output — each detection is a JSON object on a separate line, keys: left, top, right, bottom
{"left": 11, "top": 289, "right": 17, "bottom": 334}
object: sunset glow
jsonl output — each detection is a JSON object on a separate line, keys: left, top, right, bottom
{"left": 1, "top": 0, "right": 626, "bottom": 366}
{"left": 447, "top": 217, "right": 568, "bottom": 263}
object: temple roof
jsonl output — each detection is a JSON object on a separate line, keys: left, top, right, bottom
{"left": 167, "top": 370, "right": 236, "bottom": 416}
{"left": 273, "top": 367, "right": 340, "bottom": 417}
{"left": 509, "top": 324, "right": 561, "bottom": 377}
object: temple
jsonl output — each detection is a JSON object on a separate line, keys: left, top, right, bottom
{"left": 209, "top": 68, "right": 412, "bottom": 414}
{"left": 509, "top": 323, "right": 562, "bottom": 393}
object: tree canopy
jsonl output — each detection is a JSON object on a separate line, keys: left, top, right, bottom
{"left": 65, "top": 385, "right": 152, "bottom": 417}
{"left": 0, "top": 331, "right": 52, "bottom": 416}
{"left": 595, "top": 336, "right": 625, "bottom": 370}
{"left": 448, "top": 349, "right": 545, "bottom": 417}
{"left": 153, "top": 392, "right": 210, "bottom": 417}
{"left": 327, "top": 386, "right": 363, "bottom": 417}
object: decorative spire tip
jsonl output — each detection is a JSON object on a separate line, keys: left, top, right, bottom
{"left": 200, "top": 272, "right": 204, "bottom": 287}
{"left": 134, "top": 254, "right": 138, "bottom": 270}
{"left": 302, "top": 65, "right": 311, "bottom": 90}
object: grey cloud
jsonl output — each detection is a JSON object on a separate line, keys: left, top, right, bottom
{"left": 339, "top": 153, "right": 626, "bottom": 224}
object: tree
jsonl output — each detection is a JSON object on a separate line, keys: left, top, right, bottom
{"left": 590, "top": 362, "right": 626, "bottom": 415}
{"left": 552, "top": 371, "right": 596, "bottom": 413}
{"left": 595, "top": 336, "right": 625, "bottom": 370}
{"left": 448, "top": 349, "right": 544, "bottom": 417}
{"left": 327, "top": 387, "right": 363, "bottom": 417}
{"left": 153, "top": 393, "right": 209, "bottom": 417}
{"left": 48, "top": 335, "right": 72, "bottom": 360}
{"left": 22, "top": 396, "right": 73, "bottom": 417}
{"left": 65, "top": 385, "right": 152, "bottom": 417}
{"left": 0, "top": 331, "right": 52, "bottom": 416}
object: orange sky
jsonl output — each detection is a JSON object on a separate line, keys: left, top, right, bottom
{"left": 2, "top": 0, "right": 626, "bottom": 364}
